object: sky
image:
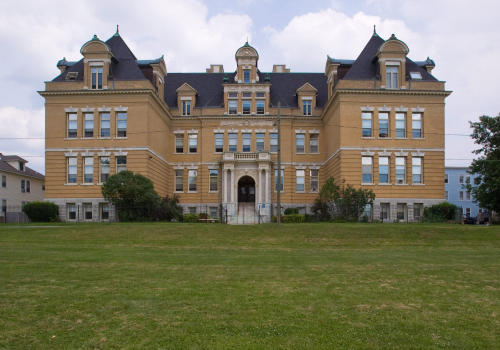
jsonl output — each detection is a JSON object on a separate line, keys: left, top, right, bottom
{"left": 0, "top": 0, "right": 499, "bottom": 174}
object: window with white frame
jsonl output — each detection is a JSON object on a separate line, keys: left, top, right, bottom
{"left": 363, "top": 204, "right": 372, "bottom": 221}
{"left": 68, "top": 113, "right": 77, "bottom": 138}
{"left": 445, "top": 191, "right": 448, "bottom": 201}
{"left": 209, "top": 169, "right": 218, "bottom": 191}
{"left": 100, "top": 203, "right": 109, "bottom": 220}
{"left": 459, "top": 191, "right": 464, "bottom": 201}
{"left": 243, "top": 70, "right": 250, "bottom": 83}
{"left": 296, "top": 170, "right": 305, "bottom": 191}
{"left": 175, "top": 134, "right": 183, "bottom": 153}
{"left": 175, "top": 170, "right": 183, "bottom": 192}
{"left": 256, "top": 133, "right": 265, "bottom": 151}
{"left": 395, "top": 157, "right": 406, "bottom": 184}
{"left": 189, "top": 207, "right": 196, "bottom": 214}
{"left": 412, "top": 158, "right": 422, "bottom": 183}
{"left": 189, "top": 134, "right": 197, "bottom": 153}
{"left": 117, "top": 112, "right": 127, "bottom": 137}
{"left": 386, "top": 66, "right": 398, "bottom": 89}
{"left": 310, "top": 169, "right": 319, "bottom": 192}
{"left": 242, "top": 101, "right": 251, "bottom": 115}
{"left": 84, "top": 113, "right": 94, "bottom": 138}
{"left": 68, "top": 203, "right": 76, "bottom": 220}
{"left": 188, "top": 170, "right": 197, "bottom": 191}
{"left": 362, "top": 112, "right": 372, "bottom": 137}
{"left": 395, "top": 113, "right": 405, "bottom": 138}
{"left": 362, "top": 157, "right": 373, "bottom": 183}
{"left": 296, "top": 134, "right": 305, "bottom": 153}
{"left": 379, "top": 157, "right": 389, "bottom": 183}
{"left": 309, "top": 134, "right": 319, "bottom": 153}
{"left": 412, "top": 114, "right": 422, "bottom": 138}
{"left": 465, "top": 175, "right": 471, "bottom": 184}
{"left": 116, "top": 156, "right": 127, "bottom": 173}
{"left": 26, "top": 180, "right": 30, "bottom": 193}
{"left": 303, "top": 100, "right": 312, "bottom": 115}
{"left": 100, "top": 157, "right": 110, "bottom": 183}
{"left": 84, "top": 203, "right": 92, "bottom": 220}
{"left": 182, "top": 100, "right": 191, "bottom": 116}
{"left": 445, "top": 174, "right": 448, "bottom": 183}
{"left": 21, "top": 179, "right": 25, "bottom": 193}
{"left": 459, "top": 174, "right": 464, "bottom": 184}
{"left": 100, "top": 113, "right": 110, "bottom": 137}
{"left": 270, "top": 133, "right": 278, "bottom": 152}
{"left": 478, "top": 208, "right": 483, "bottom": 214}
{"left": 242, "top": 133, "right": 251, "bottom": 152}
{"left": 414, "top": 203, "right": 423, "bottom": 221}
{"left": 228, "top": 100, "right": 237, "bottom": 115}
{"left": 210, "top": 207, "right": 218, "bottom": 219}
{"left": 379, "top": 112, "right": 389, "bottom": 137}
{"left": 397, "top": 203, "right": 406, "bottom": 221}
{"left": 380, "top": 203, "right": 389, "bottom": 220}
{"left": 84, "top": 157, "right": 94, "bottom": 183}
{"left": 91, "top": 67, "right": 103, "bottom": 89}
{"left": 1, "top": 175, "right": 6, "bottom": 188}
{"left": 465, "top": 191, "right": 471, "bottom": 201}
{"left": 228, "top": 133, "right": 237, "bottom": 152}
{"left": 275, "top": 169, "right": 284, "bottom": 192}
{"left": 466, "top": 208, "right": 471, "bottom": 216}
{"left": 215, "top": 133, "right": 224, "bottom": 153}
{"left": 68, "top": 157, "right": 77, "bottom": 183}
{"left": 256, "top": 100, "right": 265, "bottom": 115}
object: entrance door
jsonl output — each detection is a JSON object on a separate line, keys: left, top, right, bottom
{"left": 238, "top": 176, "right": 255, "bottom": 203}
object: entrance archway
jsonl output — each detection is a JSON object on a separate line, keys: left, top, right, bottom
{"left": 237, "top": 176, "right": 256, "bottom": 203}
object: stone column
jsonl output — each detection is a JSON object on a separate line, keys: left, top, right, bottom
{"left": 265, "top": 169, "right": 269, "bottom": 203}
{"left": 258, "top": 169, "right": 262, "bottom": 203}
{"left": 230, "top": 169, "right": 235, "bottom": 202}
{"left": 223, "top": 169, "right": 227, "bottom": 203}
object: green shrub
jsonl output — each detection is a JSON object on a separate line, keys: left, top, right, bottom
{"left": 272, "top": 215, "right": 285, "bottom": 223}
{"left": 283, "top": 214, "right": 305, "bottom": 223}
{"left": 304, "top": 213, "right": 314, "bottom": 223}
{"left": 361, "top": 215, "right": 369, "bottom": 223}
{"left": 199, "top": 212, "right": 208, "bottom": 220}
{"left": 183, "top": 214, "right": 199, "bottom": 223}
{"left": 423, "top": 202, "right": 459, "bottom": 223}
{"left": 23, "top": 201, "right": 59, "bottom": 222}
{"left": 284, "top": 208, "right": 299, "bottom": 215}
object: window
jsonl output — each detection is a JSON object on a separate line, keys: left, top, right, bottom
{"left": 42, "top": 185, "right": 45, "bottom": 191}
{"left": 459, "top": 174, "right": 464, "bottom": 184}
{"left": 68, "top": 204, "right": 76, "bottom": 220}
{"left": 19, "top": 163, "right": 25, "bottom": 171}
{"left": 270, "top": 133, "right": 278, "bottom": 152}
{"left": 100, "top": 157, "right": 110, "bottom": 183}
{"left": 228, "top": 92, "right": 237, "bottom": 98}
{"left": 26, "top": 181, "right": 30, "bottom": 193}
{"left": 116, "top": 156, "right": 127, "bottom": 173}
{"left": 242, "top": 134, "right": 251, "bottom": 152}
{"left": 100, "top": 113, "right": 110, "bottom": 137}
{"left": 1, "top": 175, "right": 6, "bottom": 188}
{"left": 189, "top": 134, "right": 197, "bottom": 153}
{"left": 310, "top": 170, "right": 319, "bottom": 192}
{"left": 175, "top": 134, "right": 183, "bottom": 153}
{"left": 228, "top": 133, "right": 237, "bottom": 152}
{"left": 465, "top": 175, "right": 471, "bottom": 184}
{"left": 210, "top": 207, "right": 218, "bottom": 219}
{"left": 242, "top": 92, "right": 251, "bottom": 98}
{"left": 363, "top": 204, "right": 372, "bottom": 221}
{"left": 380, "top": 203, "right": 389, "bottom": 220}
{"left": 84, "top": 113, "right": 94, "bottom": 137}
{"left": 296, "top": 170, "right": 305, "bottom": 191}
{"left": 445, "top": 174, "right": 448, "bottom": 183}
{"left": 84, "top": 203, "right": 92, "bottom": 220}
{"left": 412, "top": 158, "right": 422, "bottom": 183}
{"left": 379, "top": 112, "right": 389, "bottom": 137}
{"left": 175, "top": 170, "right": 183, "bottom": 191}
{"left": 410, "top": 72, "right": 422, "bottom": 80}
{"left": 445, "top": 191, "right": 448, "bottom": 201}
{"left": 412, "top": 114, "right": 422, "bottom": 138}
{"left": 386, "top": 66, "right": 398, "bottom": 89}
{"left": 1, "top": 199, "right": 6, "bottom": 214}
{"left": 209, "top": 169, "right": 218, "bottom": 191}
{"left": 229, "top": 100, "right": 237, "bottom": 115}
{"left": 303, "top": 100, "right": 311, "bottom": 115}
{"left": 275, "top": 169, "right": 284, "bottom": 192}
{"left": 243, "top": 70, "right": 250, "bottom": 83}
{"left": 84, "top": 157, "right": 93, "bottom": 183}
{"left": 68, "top": 113, "right": 77, "bottom": 138}
{"left": 91, "top": 67, "right": 103, "bottom": 89}
{"left": 397, "top": 204, "right": 405, "bottom": 221}
{"left": 362, "top": 112, "right": 372, "bottom": 137}
{"left": 459, "top": 191, "right": 464, "bottom": 200}
{"left": 414, "top": 203, "right": 423, "bottom": 221}
{"left": 466, "top": 208, "right": 471, "bottom": 216}
{"left": 479, "top": 208, "right": 483, "bottom": 214}
{"left": 256, "top": 100, "right": 265, "bottom": 115}
{"left": 101, "top": 203, "right": 109, "bottom": 220}
{"left": 296, "top": 134, "right": 305, "bottom": 153}
{"left": 188, "top": 170, "right": 197, "bottom": 192}
{"left": 242, "top": 100, "right": 251, "bottom": 115}
{"left": 189, "top": 207, "right": 196, "bottom": 214}
{"left": 117, "top": 112, "right": 127, "bottom": 137}
{"left": 256, "top": 92, "right": 265, "bottom": 98}
{"left": 256, "top": 133, "right": 265, "bottom": 151}
{"left": 362, "top": 157, "right": 372, "bottom": 183}
{"left": 309, "top": 134, "right": 319, "bottom": 153}
{"left": 395, "top": 157, "right": 406, "bottom": 184}
{"left": 182, "top": 101, "right": 191, "bottom": 116}
{"left": 20, "top": 179, "right": 25, "bottom": 193}
{"left": 68, "top": 157, "right": 77, "bottom": 183}
{"left": 379, "top": 157, "right": 389, "bottom": 183}
{"left": 215, "top": 133, "right": 224, "bottom": 153}
{"left": 395, "top": 113, "right": 405, "bottom": 138}
{"left": 465, "top": 191, "right": 471, "bottom": 201}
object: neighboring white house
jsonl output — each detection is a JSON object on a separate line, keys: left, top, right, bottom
{"left": 0, "top": 153, "right": 45, "bottom": 221}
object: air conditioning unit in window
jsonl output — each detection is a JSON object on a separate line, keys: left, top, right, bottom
{"left": 397, "top": 179, "right": 404, "bottom": 184}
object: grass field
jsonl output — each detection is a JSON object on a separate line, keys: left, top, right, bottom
{"left": 0, "top": 222, "right": 499, "bottom": 349}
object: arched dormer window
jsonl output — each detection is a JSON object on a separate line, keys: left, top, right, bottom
{"left": 376, "top": 34, "right": 410, "bottom": 90}
{"left": 80, "top": 35, "right": 114, "bottom": 90}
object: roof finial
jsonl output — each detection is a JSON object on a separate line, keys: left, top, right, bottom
{"left": 373, "top": 25, "right": 378, "bottom": 36}
{"left": 114, "top": 24, "right": 120, "bottom": 36}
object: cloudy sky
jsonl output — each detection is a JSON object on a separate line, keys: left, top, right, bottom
{"left": 0, "top": 0, "right": 498, "bottom": 174}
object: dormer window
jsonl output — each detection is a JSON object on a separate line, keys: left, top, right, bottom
{"left": 386, "top": 67, "right": 398, "bottom": 89}
{"left": 65, "top": 72, "right": 78, "bottom": 81}
{"left": 410, "top": 72, "right": 422, "bottom": 80}
{"left": 19, "top": 163, "right": 25, "bottom": 171}
{"left": 182, "top": 100, "right": 191, "bottom": 116}
{"left": 91, "top": 67, "right": 103, "bottom": 89}
{"left": 243, "top": 70, "right": 250, "bottom": 83}
{"left": 303, "top": 101, "right": 312, "bottom": 115}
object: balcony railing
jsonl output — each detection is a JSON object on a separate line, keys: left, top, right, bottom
{"left": 223, "top": 152, "right": 270, "bottom": 161}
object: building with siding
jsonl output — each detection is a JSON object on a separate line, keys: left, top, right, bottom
{"left": 39, "top": 27, "right": 451, "bottom": 223}
{"left": 445, "top": 167, "right": 481, "bottom": 217}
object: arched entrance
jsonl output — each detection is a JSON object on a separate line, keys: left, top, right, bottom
{"left": 238, "top": 176, "right": 256, "bottom": 203}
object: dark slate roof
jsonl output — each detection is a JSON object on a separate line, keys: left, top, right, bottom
{"left": 0, "top": 156, "right": 44, "bottom": 180}
{"left": 405, "top": 58, "right": 437, "bottom": 81}
{"left": 265, "top": 73, "right": 327, "bottom": 108}
{"left": 343, "top": 35, "right": 385, "bottom": 80}
{"left": 327, "top": 56, "right": 355, "bottom": 65}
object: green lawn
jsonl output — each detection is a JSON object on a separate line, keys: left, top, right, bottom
{"left": 0, "top": 223, "right": 499, "bottom": 349}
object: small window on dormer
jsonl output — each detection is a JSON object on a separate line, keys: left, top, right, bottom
{"left": 182, "top": 101, "right": 191, "bottom": 116}
{"left": 386, "top": 67, "right": 398, "bottom": 89}
{"left": 91, "top": 67, "right": 103, "bottom": 89}
{"left": 243, "top": 70, "right": 250, "bottom": 83}
{"left": 19, "top": 163, "right": 25, "bottom": 171}
{"left": 65, "top": 72, "right": 78, "bottom": 81}
{"left": 410, "top": 72, "right": 422, "bottom": 80}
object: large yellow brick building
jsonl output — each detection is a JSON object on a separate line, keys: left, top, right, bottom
{"left": 39, "top": 28, "right": 451, "bottom": 223}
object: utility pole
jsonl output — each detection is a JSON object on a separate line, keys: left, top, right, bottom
{"left": 277, "top": 102, "right": 281, "bottom": 227}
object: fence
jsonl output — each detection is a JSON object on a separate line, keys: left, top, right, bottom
{"left": 1, "top": 206, "right": 30, "bottom": 224}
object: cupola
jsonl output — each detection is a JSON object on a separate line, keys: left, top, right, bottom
{"left": 234, "top": 41, "right": 259, "bottom": 83}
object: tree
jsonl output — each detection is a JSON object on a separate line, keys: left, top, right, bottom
{"left": 157, "top": 195, "right": 184, "bottom": 222}
{"left": 312, "top": 177, "right": 375, "bottom": 221}
{"left": 465, "top": 114, "right": 500, "bottom": 213}
{"left": 101, "top": 170, "right": 161, "bottom": 221}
